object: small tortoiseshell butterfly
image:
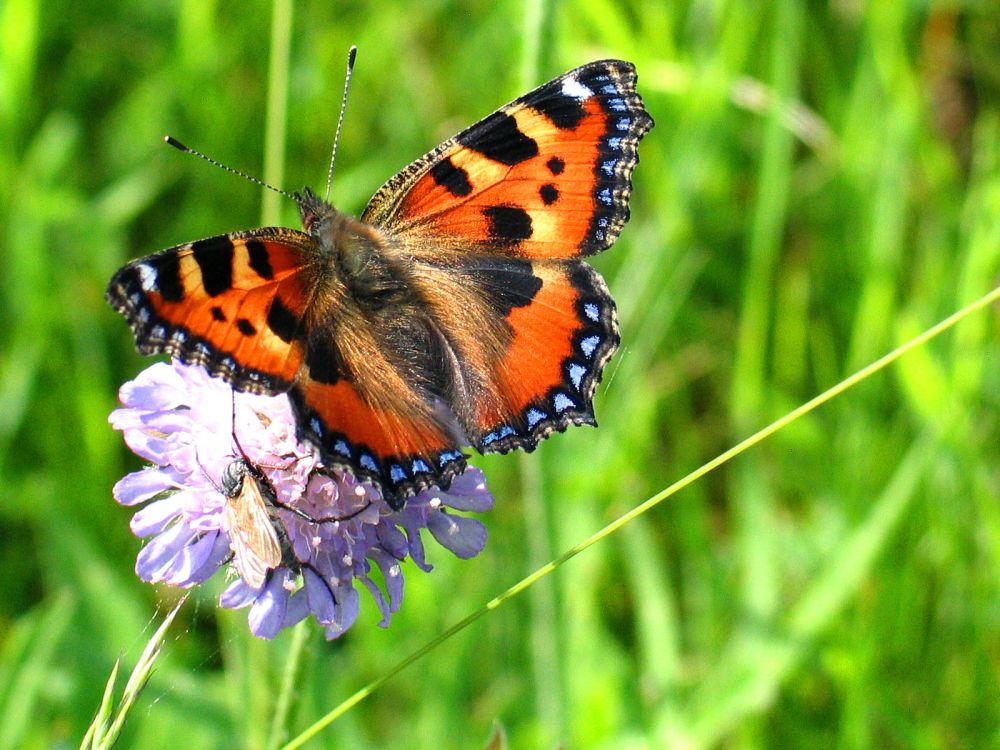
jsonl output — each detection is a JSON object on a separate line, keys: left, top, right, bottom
{"left": 108, "top": 59, "right": 653, "bottom": 508}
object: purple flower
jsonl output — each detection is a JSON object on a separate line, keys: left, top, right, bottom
{"left": 110, "top": 361, "right": 493, "bottom": 640}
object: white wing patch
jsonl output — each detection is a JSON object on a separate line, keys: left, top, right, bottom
{"left": 561, "top": 76, "right": 594, "bottom": 101}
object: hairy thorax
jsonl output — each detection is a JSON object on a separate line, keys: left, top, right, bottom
{"left": 299, "top": 190, "right": 415, "bottom": 311}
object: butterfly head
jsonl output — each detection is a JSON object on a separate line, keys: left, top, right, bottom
{"left": 295, "top": 187, "right": 339, "bottom": 236}
{"left": 293, "top": 185, "right": 396, "bottom": 298}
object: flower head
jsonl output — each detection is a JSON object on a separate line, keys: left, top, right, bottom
{"left": 110, "top": 361, "right": 493, "bottom": 639}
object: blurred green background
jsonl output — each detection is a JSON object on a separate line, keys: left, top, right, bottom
{"left": 2, "top": 0, "right": 1000, "bottom": 747}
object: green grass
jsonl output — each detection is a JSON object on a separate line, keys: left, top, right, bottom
{"left": 2, "top": 1, "right": 1000, "bottom": 747}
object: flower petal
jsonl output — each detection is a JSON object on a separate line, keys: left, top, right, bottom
{"left": 355, "top": 574, "right": 385, "bottom": 626}
{"left": 135, "top": 521, "right": 196, "bottom": 582}
{"left": 129, "top": 497, "right": 182, "bottom": 537}
{"left": 116, "top": 362, "right": 185, "bottom": 409}
{"left": 186, "top": 532, "right": 231, "bottom": 585}
{"left": 375, "top": 521, "right": 409, "bottom": 559}
{"left": 136, "top": 410, "right": 198, "bottom": 436}
{"left": 282, "top": 588, "right": 311, "bottom": 629}
{"left": 221, "top": 579, "right": 257, "bottom": 609}
{"left": 326, "top": 585, "right": 360, "bottom": 639}
{"left": 369, "top": 548, "right": 404, "bottom": 614}
{"left": 163, "top": 530, "right": 221, "bottom": 586}
{"left": 120, "top": 429, "right": 178, "bottom": 465}
{"left": 248, "top": 572, "right": 291, "bottom": 640}
{"left": 303, "top": 567, "right": 336, "bottom": 625}
{"left": 114, "top": 467, "right": 180, "bottom": 506}
{"left": 402, "top": 526, "right": 431, "bottom": 572}
{"left": 428, "top": 511, "right": 488, "bottom": 559}
{"left": 437, "top": 468, "right": 494, "bottom": 512}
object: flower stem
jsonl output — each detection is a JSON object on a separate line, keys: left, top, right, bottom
{"left": 266, "top": 620, "right": 309, "bottom": 750}
{"left": 260, "top": 2, "right": 296, "bottom": 746}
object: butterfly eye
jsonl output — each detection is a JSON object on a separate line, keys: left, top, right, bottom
{"left": 302, "top": 210, "right": 320, "bottom": 234}
{"left": 296, "top": 188, "right": 330, "bottom": 234}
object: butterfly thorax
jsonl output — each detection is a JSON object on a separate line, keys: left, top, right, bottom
{"left": 296, "top": 187, "right": 410, "bottom": 306}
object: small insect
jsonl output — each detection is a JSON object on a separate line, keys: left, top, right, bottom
{"left": 220, "top": 452, "right": 292, "bottom": 590}
{"left": 107, "top": 54, "right": 653, "bottom": 506}
{"left": 218, "top": 401, "right": 372, "bottom": 589}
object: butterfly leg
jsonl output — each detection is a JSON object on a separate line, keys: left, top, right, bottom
{"left": 271, "top": 497, "right": 374, "bottom": 524}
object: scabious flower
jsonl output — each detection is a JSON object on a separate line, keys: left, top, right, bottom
{"left": 109, "top": 360, "right": 493, "bottom": 639}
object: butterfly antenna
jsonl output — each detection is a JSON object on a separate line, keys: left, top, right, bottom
{"left": 324, "top": 45, "right": 358, "bottom": 202}
{"left": 164, "top": 136, "right": 297, "bottom": 201}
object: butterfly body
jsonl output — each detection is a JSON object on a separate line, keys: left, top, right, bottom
{"left": 108, "top": 60, "right": 653, "bottom": 507}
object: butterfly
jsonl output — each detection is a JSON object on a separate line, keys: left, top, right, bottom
{"left": 107, "top": 59, "right": 653, "bottom": 508}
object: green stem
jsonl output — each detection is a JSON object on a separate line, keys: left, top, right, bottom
{"left": 261, "top": 0, "right": 293, "bottom": 225}
{"left": 259, "top": 2, "right": 303, "bottom": 747}
{"left": 266, "top": 620, "right": 309, "bottom": 750}
{"left": 518, "top": 2, "right": 562, "bottom": 743}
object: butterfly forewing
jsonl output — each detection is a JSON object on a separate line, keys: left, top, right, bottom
{"left": 363, "top": 59, "right": 652, "bottom": 259}
{"left": 106, "top": 231, "right": 314, "bottom": 394}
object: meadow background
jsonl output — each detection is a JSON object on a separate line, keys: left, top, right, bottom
{"left": 2, "top": 0, "right": 999, "bottom": 747}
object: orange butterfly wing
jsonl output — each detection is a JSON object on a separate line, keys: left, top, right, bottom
{"left": 400, "top": 254, "right": 618, "bottom": 454}
{"left": 107, "top": 219, "right": 467, "bottom": 504}
{"left": 289, "top": 375, "right": 468, "bottom": 498}
{"left": 363, "top": 59, "right": 651, "bottom": 260}
{"left": 470, "top": 261, "right": 617, "bottom": 452}
{"left": 107, "top": 229, "right": 312, "bottom": 392}
{"left": 362, "top": 59, "right": 650, "bottom": 455}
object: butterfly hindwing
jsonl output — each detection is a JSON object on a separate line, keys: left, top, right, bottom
{"left": 473, "top": 260, "right": 618, "bottom": 452}
{"left": 106, "top": 230, "right": 313, "bottom": 393}
{"left": 287, "top": 280, "right": 470, "bottom": 507}
{"left": 406, "top": 254, "right": 618, "bottom": 453}
{"left": 362, "top": 59, "right": 652, "bottom": 260}
{"left": 289, "top": 374, "right": 467, "bottom": 509}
